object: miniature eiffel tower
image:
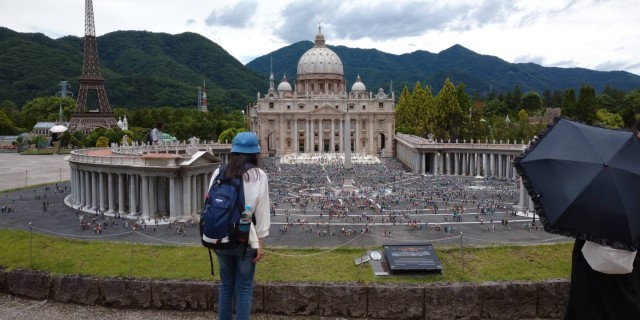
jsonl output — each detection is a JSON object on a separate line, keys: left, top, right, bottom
{"left": 68, "top": 0, "right": 117, "bottom": 133}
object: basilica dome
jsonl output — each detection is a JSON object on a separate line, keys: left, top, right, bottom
{"left": 351, "top": 74, "right": 366, "bottom": 92}
{"left": 277, "top": 74, "right": 292, "bottom": 92}
{"left": 297, "top": 28, "right": 343, "bottom": 77}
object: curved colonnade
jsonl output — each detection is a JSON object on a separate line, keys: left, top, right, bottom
{"left": 64, "top": 135, "right": 534, "bottom": 220}
{"left": 66, "top": 143, "right": 231, "bottom": 220}
{"left": 395, "top": 133, "right": 534, "bottom": 212}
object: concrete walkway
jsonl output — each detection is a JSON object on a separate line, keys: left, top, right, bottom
{"left": 0, "top": 153, "right": 70, "bottom": 191}
{"left": 0, "top": 294, "right": 340, "bottom": 320}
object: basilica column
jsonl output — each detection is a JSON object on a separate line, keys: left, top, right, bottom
{"left": 508, "top": 155, "right": 515, "bottom": 179}
{"left": 306, "top": 119, "right": 311, "bottom": 152}
{"left": 481, "top": 153, "right": 487, "bottom": 176}
{"left": 79, "top": 170, "right": 86, "bottom": 208}
{"left": 158, "top": 177, "right": 167, "bottom": 215}
{"left": 473, "top": 153, "right": 478, "bottom": 176}
{"left": 141, "top": 175, "right": 150, "bottom": 218}
{"left": 129, "top": 174, "right": 138, "bottom": 215}
{"left": 84, "top": 171, "right": 92, "bottom": 210}
{"left": 118, "top": 173, "right": 126, "bottom": 215}
{"left": 462, "top": 153, "right": 467, "bottom": 176}
{"left": 280, "top": 115, "right": 286, "bottom": 154}
{"left": 454, "top": 153, "right": 459, "bottom": 175}
{"left": 78, "top": 169, "right": 84, "bottom": 205}
{"left": 92, "top": 171, "right": 98, "bottom": 211}
{"left": 444, "top": 153, "right": 449, "bottom": 175}
{"left": 369, "top": 116, "right": 375, "bottom": 155}
{"left": 490, "top": 154, "right": 496, "bottom": 177}
{"left": 76, "top": 169, "right": 82, "bottom": 205}
{"left": 99, "top": 172, "right": 107, "bottom": 212}
{"left": 330, "top": 119, "right": 335, "bottom": 153}
{"left": 70, "top": 168, "right": 76, "bottom": 205}
{"left": 339, "top": 119, "right": 343, "bottom": 152}
{"left": 355, "top": 119, "right": 359, "bottom": 153}
{"left": 191, "top": 174, "right": 197, "bottom": 217}
{"left": 311, "top": 119, "right": 316, "bottom": 152}
{"left": 69, "top": 169, "right": 76, "bottom": 204}
{"left": 292, "top": 119, "right": 297, "bottom": 152}
{"left": 107, "top": 172, "right": 115, "bottom": 213}
{"left": 319, "top": 119, "right": 324, "bottom": 153}
{"left": 149, "top": 176, "right": 157, "bottom": 217}
{"left": 169, "top": 176, "right": 177, "bottom": 218}
{"left": 182, "top": 174, "right": 191, "bottom": 218}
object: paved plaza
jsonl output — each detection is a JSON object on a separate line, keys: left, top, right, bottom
{"left": 0, "top": 153, "right": 569, "bottom": 248}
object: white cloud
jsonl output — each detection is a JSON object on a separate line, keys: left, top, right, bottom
{"left": 514, "top": 55, "right": 546, "bottom": 65}
{"left": 204, "top": 0, "right": 258, "bottom": 28}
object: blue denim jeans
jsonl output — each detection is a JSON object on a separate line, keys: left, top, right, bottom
{"left": 216, "top": 245, "right": 257, "bottom": 320}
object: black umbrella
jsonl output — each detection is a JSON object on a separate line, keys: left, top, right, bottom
{"left": 514, "top": 117, "right": 640, "bottom": 251}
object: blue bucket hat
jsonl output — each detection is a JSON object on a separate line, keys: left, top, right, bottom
{"left": 231, "top": 132, "right": 261, "bottom": 154}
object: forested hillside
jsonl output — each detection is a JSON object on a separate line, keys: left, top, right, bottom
{"left": 0, "top": 27, "right": 266, "bottom": 108}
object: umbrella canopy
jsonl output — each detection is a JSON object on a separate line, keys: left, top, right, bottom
{"left": 514, "top": 117, "right": 640, "bottom": 251}
{"left": 49, "top": 125, "right": 68, "bottom": 133}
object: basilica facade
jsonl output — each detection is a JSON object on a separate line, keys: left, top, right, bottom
{"left": 249, "top": 28, "right": 396, "bottom": 157}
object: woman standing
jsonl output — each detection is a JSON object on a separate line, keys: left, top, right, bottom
{"left": 150, "top": 121, "right": 164, "bottom": 145}
{"left": 51, "top": 132, "right": 61, "bottom": 155}
{"left": 210, "top": 132, "right": 270, "bottom": 320}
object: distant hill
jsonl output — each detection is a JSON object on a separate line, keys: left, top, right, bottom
{"left": 0, "top": 27, "right": 266, "bottom": 108}
{"left": 246, "top": 41, "right": 640, "bottom": 97}
{"left": 3, "top": 25, "right": 639, "bottom": 109}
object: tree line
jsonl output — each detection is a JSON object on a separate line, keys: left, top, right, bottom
{"left": 395, "top": 78, "right": 640, "bottom": 143}
{"left": 2, "top": 79, "right": 640, "bottom": 150}
{"left": 0, "top": 97, "right": 245, "bottom": 149}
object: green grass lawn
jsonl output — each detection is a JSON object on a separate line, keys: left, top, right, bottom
{"left": 0, "top": 229, "right": 572, "bottom": 283}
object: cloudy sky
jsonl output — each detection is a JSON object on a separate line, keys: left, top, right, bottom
{"left": 2, "top": 0, "right": 639, "bottom": 75}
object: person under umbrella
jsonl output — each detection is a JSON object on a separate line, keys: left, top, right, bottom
{"left": 51, "top": 132, "right": 61, "bottom": 155}
{"left": 566, "top": 120, "right": 640, "bottom": 320}
{"left": 49, "top": 125, "right": 67, "bottom": 155}
{"left": 515, "top": 118, "right": 640, "bottom": 319}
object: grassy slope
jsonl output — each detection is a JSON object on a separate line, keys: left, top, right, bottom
{"left": 0, "top": 230, "right": 572, "bottom": 283}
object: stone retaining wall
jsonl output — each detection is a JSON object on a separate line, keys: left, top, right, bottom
{"left": 0, "top": 267, "right": 570, "bottom": 319}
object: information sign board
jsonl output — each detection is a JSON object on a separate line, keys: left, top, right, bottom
{"left": 383, "top": 244, "right": 443, "bottom": 273}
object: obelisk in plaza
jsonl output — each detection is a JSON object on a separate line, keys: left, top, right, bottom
{"left": 342, "top": 105, "right": 356, "bottom": 191}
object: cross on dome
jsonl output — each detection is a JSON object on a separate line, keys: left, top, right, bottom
{"left": 314, "top": 24, "right": 326, "bottom": 47}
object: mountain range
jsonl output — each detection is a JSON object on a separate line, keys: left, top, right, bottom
{"left": 247, "top": 41, "right": 640, "bottom": 97}
{"left": 1, "top": 26, "right": 639, "bottom": 110}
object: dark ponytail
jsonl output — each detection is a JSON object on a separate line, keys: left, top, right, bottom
{"left": 224, "top": 153, "right": 259, "bottom": 182}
